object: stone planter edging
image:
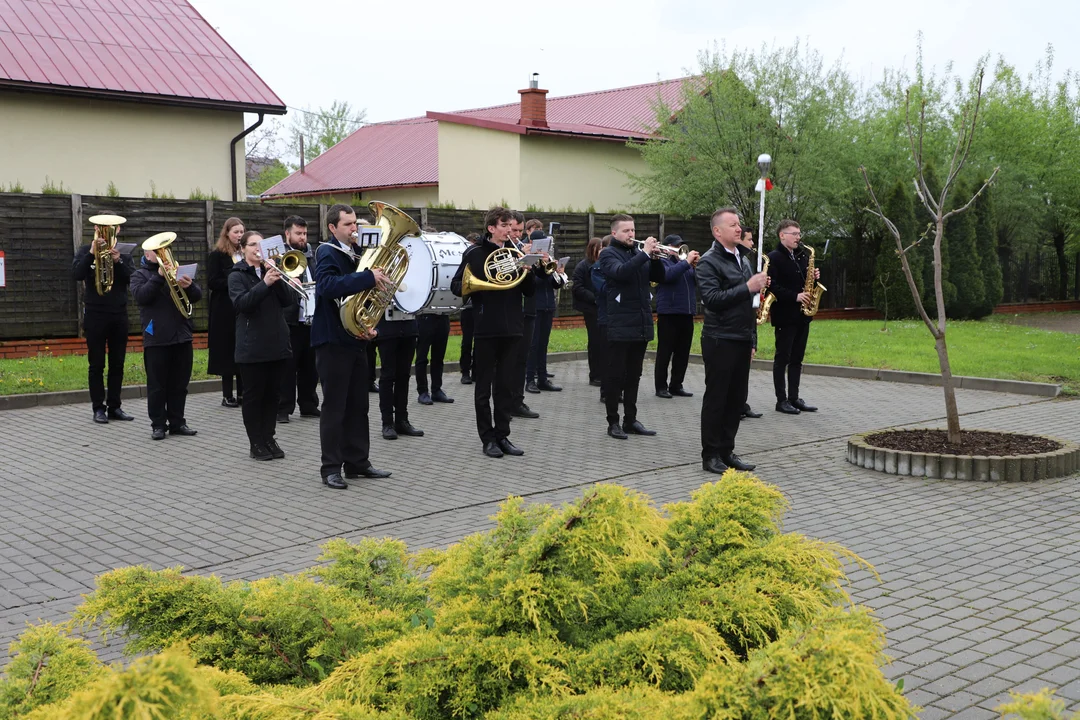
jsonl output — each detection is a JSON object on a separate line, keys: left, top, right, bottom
{"left": 846, "top": 430, "right": 1080, "bottom": 481}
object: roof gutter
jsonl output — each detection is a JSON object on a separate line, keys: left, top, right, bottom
{"left": 230, "top": 113, "right": 264, "bottom": 201}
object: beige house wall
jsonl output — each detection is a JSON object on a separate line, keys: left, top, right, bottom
{"left": 0, "top": 91, "right": 246, "bottom": 199}
{"left": 437, "top": 122, "right": 521, "bottom": 209}
{"left": 519, "top": 135, "right": 647, "bottom": 212}
{"left": 350, "top": 186, "right": 440, "bottom": 209}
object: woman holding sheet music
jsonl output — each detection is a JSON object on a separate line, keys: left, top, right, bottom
{"left": 228, "top": 231, "right": 293, "bottom": 461}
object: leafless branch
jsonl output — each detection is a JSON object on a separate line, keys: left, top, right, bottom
{"left": 941, "top": 167, "right": 1000, "bottom": 223}
{"left": 944, "top": 69, "right": 987, "bottom": 192}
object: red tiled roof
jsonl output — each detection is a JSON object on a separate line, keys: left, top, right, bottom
{"left": 263, "top": 77, "right": 695, "bottom": 198}
{"left": 0, "top": 0, "right": 284, "bottom": 113}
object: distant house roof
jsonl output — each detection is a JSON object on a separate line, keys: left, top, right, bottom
{"left": 0, "top": 0, "right": 285, "bottom": 113}
{"left": 264, "top": 77, "right": 692, "bottom": 198}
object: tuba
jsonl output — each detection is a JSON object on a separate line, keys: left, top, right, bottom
{"left": 461, "top": 245, "right": 531, "bottom": 296}
{"left": 142, "top": 232, "right": 193, "bottom": 317}
{"left": 88, "top": 214, "right": 126, "bottom": 296}
{"left": 339, "top": 201, "right": 416, "bottom": 338}
{"left": 799, "top": 244, "right": 826, "bottom": 317}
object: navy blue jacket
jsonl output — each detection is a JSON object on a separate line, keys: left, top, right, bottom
{"left": 591, "top": 264, "right": 608, "bottom": 326}
{"left": 532, "top": 268, "right": 565, "bottom": 313}
{"left": 655, "top": 255, "right": 696, "bottom": 315}
{"left": 130, "top": 257, "right": 203, "bottom": 347}
{"left": 310, "top": 238, "right": 377, "bottom": 350}
{"left": 596, "top": 241, "right": 664, "bottom": 343}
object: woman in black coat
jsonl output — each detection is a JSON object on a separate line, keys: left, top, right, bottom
{"left": 228, "top": 231, "right": 293, "bottom": 461}
{"left": 572, "top": 237, "right": 603, "bottom": 386}
{"left": 207, "top": 216, "right": 245, "bottom": 407}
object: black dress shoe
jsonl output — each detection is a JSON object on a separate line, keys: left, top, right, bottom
{"left": 702, "top": 457, "right": 729, "bottom": 474}
{"left": 742, "top": 405, "right": 763, "bottom": 419}
{"left": 93, "top": 409, "right": 109, "bottom": 424}
{"left": 589, "top": 379, "right": 602, "bottom": 387}
{"left": 250, "top": 443, "right": 273, "bottom": 461}
{"left": 497, "top": 438, "right": 524, "bottom": 456}
{"left": 417, "top": 392, "right": 433, "bottom": 405}
{"left": 431, "top": 390, "right": 454, "bottom": 403}
{"left": 222, "top": 397, "right": 239, "bottom": 408}
{"left": 791, "top": 398, "right": 818, "bottom": 412}
{"left": 537, "top": 381, "right": 562, "bottom": 392}
{"left": 107, "top": 408, "right": 135, "bottom": 421}
{"left": 369, "top": 382, "right": 379, "bottom": 394}
{"left": 510, "top": 404, "right": 540, "bottom": 419}
{"left": 545, "top": 371, "right": 555, "bottom": 378}
{"left": 671, "top": 388, "right": 693, "bottom": 397}
{"left": 322, "top": 473, "right": 348, "bottom": 490}
{"left": 776, "top": 400, "right": 801, "bottom": 415}
{"left": 720, "top": 453, "right": 756, "bottom": 472}
{"left": 607, "top": 423, "right": 628, "bottom": 440}
{"left": 483, "top": 441, "right": 504, "bottom": 458}
{"left": 382, "top": 424, "right": 398, "bottom": 440}
{"left": 461, "top": 374, "right": 473, "bottom": 385}
{"left": 344, "top": 466, "right": 392, "bottom": 479}
{"left": 169, "top": 425, "right": 198, "bottom": 436}
{"left": 266, "top": 439, "right": 285, "bottom": 459}
{"left": 395, "top": 421, "right": 424, "bottom": 437}
{"left": 277, "top": 412, "right": 290, "bottom": 424}
{"left": 623, "top": 420, "right": 657, "bottom": 436}
{"left": 655, "top": 389, "right": 673, "bottom": 399}
{"left": 300, "top": 408, "right": 321, "bottom": 418}
{"left": 525, "top": 380, "right": 541, "bottom": 394}
{"left": 151, "top": 428, "right": 167, "bottom": 441}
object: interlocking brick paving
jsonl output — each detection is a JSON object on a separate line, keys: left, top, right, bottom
{"left": 1, "top": 359, "right": 1077, "bottom": 716}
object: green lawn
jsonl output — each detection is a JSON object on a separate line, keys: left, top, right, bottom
{"left": 1, "top": 316, "right": 1077, "bottom": 396}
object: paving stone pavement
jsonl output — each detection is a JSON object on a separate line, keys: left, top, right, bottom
{"left": 1, "top": 358, "right": 1078, "bottom": 717}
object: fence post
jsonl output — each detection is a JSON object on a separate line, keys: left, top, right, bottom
{"left": 659, "top": 213, "right": 665, "bottom": 241}
{"left": 587, "top": 212, "right": 594, "bottom": 241}
{"left": 319, "top": 204, "right": 328, "bottom": 239}
{"left": 71, "top": 193, "right": 84, "bottom": 338}
{"left": 204, "top": 200, "right": 215, "bottom": 250}
{"left": 420, "top": 207, "right": 429, "bottom": 229}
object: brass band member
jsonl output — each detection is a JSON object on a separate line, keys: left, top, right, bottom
{"left": 508, "top": 213, "right": 540, "bottom": 419}
{"left": 229, "top": 231, "right": 293, "bottom": 461}
{"left": 695, "top": 208, "right": 769, "bottom": 474}
{"left": 525, "top": 228, "right": 565, "bottom": 394}
{"left": 277, "top": 215, "right": 320, "bottom": 424}
{"left": 311, "top": 204, "right": 393, "bottom": 490}
{"left": 736, "top": 227, "right": 763, "bottom": 420}
{"left": 572, "top": 237, "right": 603, "bottom": 388}
{"left": 415, "top": 225, "right": 454, "bottom": 406}
{"left": 376, "top": 308, "right": 424, "bottom": 440}
{"left": 72, "top": 223, "right": 135, "bottom": 424}
{"left": 131, "top": 245, "right": 203, "bottom": 441}
{"left": 450, "top": 206, "right": 536, "bottom": 458}
{"left": 596, "top": 214, "right": 665, "bottom": 439}
{"left": 207, "top": 218, "right": 245, "bottom": 407}
{"left": 653, "top": 234, "right": 700, "bottom": 399}
{"left": 767, "top": 219, "right": 819, "bottom": 415}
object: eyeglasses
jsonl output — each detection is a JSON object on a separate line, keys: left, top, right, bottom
{"left": 782, "top": 232, "right": 803, "bottom": 238}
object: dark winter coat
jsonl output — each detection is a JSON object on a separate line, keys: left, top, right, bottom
{"left": 595, "top": 241, "right": 664, "bottom": 342}
{"left": 130, "top": 257, "right": 203, "bottom": 347}
{"left": 695, "top": 242, "right": 756, "bottom": 347}
{"left": 206, "top": 249, "right": 240, "bottom": 374}
{"left": 450, "top": 239, "right": 536, "bottom": 338}
{"left": 591, "top": 264, "right": 608, "bottom": 326}
{"left": 228, "top": 261, "right": 293, "bottom": 364}
{"left": 766, "top": 244, "right": 813, "bottom": 328}
{"left": 311, "top": 238, "right": 378, "bottom": 351}
{"left": 72, "top": 244, "right": 133, "bottom": 314}
{"left": 532, "top": 267, "right": 565, "bottom": 313}
{"left": 571, "top": 259, "right": 596, "bottom": 313}
{"left": 655, "top": 255, "right": 696, "bottom": 316}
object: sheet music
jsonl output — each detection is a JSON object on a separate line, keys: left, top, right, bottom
{"left": 114, "top": 242, "right": 137, "bottom": 255}
{"left": 259, "top": 235, "right": 287, "bottom": 260}
{"left": 175, "top": 263, "right": 197, "bottom": 280}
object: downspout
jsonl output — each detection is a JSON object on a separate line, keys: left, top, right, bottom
{"left": 230, "top": 113, "right": 265, "bottom": 201}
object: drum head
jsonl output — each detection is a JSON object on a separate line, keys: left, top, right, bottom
{"left": 394, "top": 235, "right": 435, "bottom": 314}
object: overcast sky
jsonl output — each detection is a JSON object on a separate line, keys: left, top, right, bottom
{"left": 194, "top": 0, "right": 1079, "bottom": 136}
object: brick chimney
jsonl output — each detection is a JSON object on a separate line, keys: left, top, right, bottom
{"left": 518, "top": 73, "right": 548, "bottom": 128}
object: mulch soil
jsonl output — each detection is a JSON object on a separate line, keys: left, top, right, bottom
{"left": 865, "top": 429, "right": 1061, "bottom": 457}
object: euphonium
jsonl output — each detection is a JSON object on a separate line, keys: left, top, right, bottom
{"left": 461, "top": 245, "right": 530, "bottom": 296}
{"left": 142, "top": 232, "right": 193, "bottom": 317}
{"left": 88, "top": 214, "right": 126, "bottom": 296}
{"left": 756, "top": 254, "right": 776, "bottom": 326}
{"left": 339, "top": 201, "right": 416, "bottom": 337}
{"left": 799, "top": 243, "right": 826, "bottom": 317}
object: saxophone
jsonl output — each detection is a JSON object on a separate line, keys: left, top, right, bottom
{"left": 799, "top": 244, "right": 826, "bottom": 317}
{"left": 756, "top": 254, "right": 776, "bottom": 326}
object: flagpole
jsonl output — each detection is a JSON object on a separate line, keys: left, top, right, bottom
{"left": 755, "top": 153, "right": 771, "bottom": 273}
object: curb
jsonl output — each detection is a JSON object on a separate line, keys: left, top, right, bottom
{"left": 0, "top": 379, "right": 221, "bottom": 413}
{"left": 847, "top": 430, "right": 1080, "bottom": 481}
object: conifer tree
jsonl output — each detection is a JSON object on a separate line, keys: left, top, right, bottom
{"left": 972, "top": 188, "right": 1004, "bottom": 318}
{"left": 872, "top": 181, "right": 923, "bottom": 319}
{"left": 944, "top": 179, "right": 986, "bottom": 318}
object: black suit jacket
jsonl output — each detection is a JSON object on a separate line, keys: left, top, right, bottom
{"left": 766, "top": 245, "right": 812, "bottom": 327}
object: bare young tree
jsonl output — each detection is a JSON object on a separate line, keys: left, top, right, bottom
{"left": 860, "top": 70, "right": 999, "bottom": 443}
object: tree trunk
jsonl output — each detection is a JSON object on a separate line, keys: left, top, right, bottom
{"left": 1053, "top": 229, "right": 1068, "bottom": 301}
{"left": 934, "top": 333, "right": 962, "bottom": 443}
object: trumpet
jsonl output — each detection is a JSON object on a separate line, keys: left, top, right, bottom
{"left": 632, "top": 239, "right": 690, "bottom": 260}
{"left": 259, "top": 249, "right": 310, "bottom": 299}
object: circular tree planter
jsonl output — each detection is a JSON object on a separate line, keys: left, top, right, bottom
{"left": 847, "top": 429, "right": 1080, "bottom": 481}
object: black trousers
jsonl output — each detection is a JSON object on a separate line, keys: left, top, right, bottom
{"left": 238, "top": 359, "right": 286, "bottom": 446}
{"left": 474, "top": 336, "right": 519, "bottom": 444}
{"left": 367, "top": 343, "right": 378, "bottom": 386}
{"left": 597, "top": 324, "right": 609, "bottom": 397}
{"left": 316, "top": 343, "right": 372, "bottom": 478}
{"left": 701, "top": 336, "right": 752, "bottom": 461}
{"left": 144, "top": 342, "right": 193, "bottom": 431}
{"left": 377, "top": 334, "right": 416, "bottom": 425}
{"left": 512, "top": 314, "right": 536, "bottom": 407}
{"left": 415, "top": 314, "right": 449, "bottom": 394}
{"left": 583, "top": 310, "right": 600, "bottom": 383}
{"left": 459, "top": 307, "right": 475, "bottom": 376}
{"left": 604, "top": 340, "right": 647, "bottom": 426}
{"left": 84, "top": 311, "right": 128, "bottom": 411}
{"left": 221, "top": 373, "right": 243, "bottom": 400}
{"left": 773, "top": 320, "right": 811, "bottom": 401}
{"left": 655, "top": 314, "right": 694, "bottom": 392}
{"left": 280, "top": 323, "right": 319, "bottom": 415}
{"left": 526, "top": 310, "right": 554, "bottom": 382}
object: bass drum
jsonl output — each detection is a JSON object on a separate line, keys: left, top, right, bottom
{"left": 394, "top": 232, "right": 470, "bottom": 315}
